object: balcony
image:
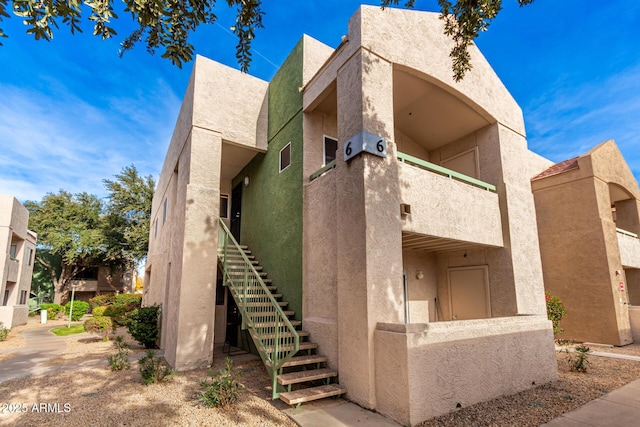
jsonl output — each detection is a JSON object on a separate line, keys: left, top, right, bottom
{"left": 6, "top": 256, "right": 19, "bottom": 283}
{"left": 617, "top": 228, "right": 640, "bottom": 269}
{"left": 69, "top": 279, "right": 98, "bottom": 292}
{"left": 398, "top": 152, "right": 503, "bottom": 249}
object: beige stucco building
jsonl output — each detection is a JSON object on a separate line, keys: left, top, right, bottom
{"left": 144, "top": 6, "right": 559, "bottom": 425}
{"left": 0, "top": 195, "right": 37, "bottom": 329}
{"left": 532, "top": 140, "right": 640, "bottom": 346}
{"left": 67, "top": 266, "right": 136, "bottom": 304}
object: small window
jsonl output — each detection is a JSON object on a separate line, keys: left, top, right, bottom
{"left": 323, "top": 136, "right": 338, "bottom": 166}
{"left": 3, "top": 289, "right": 9, "bottom": 306}
{"left": 220, "top": 194, "right": 229, "bottom": 219}
{"left": 162, "top": 198, "right": 168, "bottom": 224}
{"left": 154, "top": 219, "right": 158, "bottom": 239}
{"left": 25, "top": 247, "right": 33, "bottom": 266}
{"left": 9, "top": 244, "right": 17, "bottom": 260}
{"left": 19, "top": 290, "right": 28, "bottom": 305}
{"left": 279, "top": 143, "right": 291, "bottom": 172}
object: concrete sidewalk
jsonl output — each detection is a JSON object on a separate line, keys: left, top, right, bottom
{"left": 542, "top": 378, "right": 640, "bottom": 426}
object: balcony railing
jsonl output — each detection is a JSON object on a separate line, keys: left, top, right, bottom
{"left": 309, "top": 160, "right": 336, "bottom": 181}
{"left": 617, "top": 227, "right": 639, "bottom": 239}
{"left": 397, "top": 152, "right": 496, "bottom": 192}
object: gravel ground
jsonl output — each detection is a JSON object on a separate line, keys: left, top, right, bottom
{"left": 2, "top": 322, "right": 640, "bottom": 426}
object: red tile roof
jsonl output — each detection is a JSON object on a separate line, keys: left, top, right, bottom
{"left": 532, "top": 157, "right": 579, "bottom": 181}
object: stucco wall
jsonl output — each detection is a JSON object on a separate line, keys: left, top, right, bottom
{"left": 399, "top": 162, "right": 503, "bottom": 247}
{"left": 630, "top": 307, "right": 640, "bottom": 341}
{"left": 618, "top": 232, "right": 640, "bottom": 269}
{"left": 402, "top": 250, "right": 437, "bottom": 323}
{"left": 375, "top": 316, "right": 556, "bottom": 426}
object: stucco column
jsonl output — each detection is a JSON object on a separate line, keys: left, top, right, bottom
{"left": 335, "top": 49, "right": 404, "bottom": 409}
{"left": 169, "top": 127, "right": 222, "bottom": 370}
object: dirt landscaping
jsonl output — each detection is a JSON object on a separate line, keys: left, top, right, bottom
{"left": 1, "top": 321, "right": 640, "bottom": 427}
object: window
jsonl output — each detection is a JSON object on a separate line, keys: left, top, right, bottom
{"left": 25, "top": 247, "right": 33, "bottom": 266}
{"left": 219, "top": 194, "right": 229, "bottom": 219}
{"left": 154, "top": 219, "right": 158, "bottom": 239}
{"left": 19, "top": 290, "right": 28, "bottom": 305}
{"left": 9, "top": 244, "right": 17, "bottom": 260}
{"left": 323, "top": 136, "right": 338, "bottom": 166}
{"left": 3, "top": 289, "right": 9, "bottom": 306}
{"left": 279, "top": 143, "right": 291, "bottom": 172}
{"left": 162, "top": 198, "right": 168, "bottom": 224}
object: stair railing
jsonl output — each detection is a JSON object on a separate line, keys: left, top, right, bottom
{"left": 217, "top": 219, "right": 300, "bottom": 398}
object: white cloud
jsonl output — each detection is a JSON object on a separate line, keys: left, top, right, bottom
{"left": 525, "top": 64, "right": 640, "bottom": 177}
{"left": 0, "top": 79, "right": 180, "bottom": 202}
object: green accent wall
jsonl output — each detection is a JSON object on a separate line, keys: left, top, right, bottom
{"left": 232, "top": 39, "right": 304, "bottom": 320}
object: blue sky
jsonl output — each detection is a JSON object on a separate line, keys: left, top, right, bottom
{"left": 1, "top": 1, "right": 639, "bottom": 203}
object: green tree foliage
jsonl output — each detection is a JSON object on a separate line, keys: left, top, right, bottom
{"left": 1, "top": 0, "right": 531, "bottom": 79}
{"left": 25, "top": 191, "right": 106, "bottom": 304}
{"left": 26, "top": 165, "right": 154, "bottom": 304}
{"left": 103, "top": 165, "right": 155, "bottom": 265}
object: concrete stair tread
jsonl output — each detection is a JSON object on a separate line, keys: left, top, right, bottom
{"left": 280, "top": 354, "right": 327, "bottom": 368}
{"left": 228, "top": 265, "right": 263, "bottom": 271}
{"left": 254, "top": 320, "right": 301, "bottom": 328}
{"left": 255, "top": 331, "right": 309, "bottom": 341}
{"left": 241, "top": 293, "right": 283, "bottom": 299}
{"left": 279, "top": 384, "right": 346, "bottom": 406}
{"left": 266, "top": 341, "right": 316, "bottom": 354}
{"left": 277, "top": 368, "right": 336, "bottom": 385}
{"left": 242, "top": 301, "right": 288, "bottom": 307}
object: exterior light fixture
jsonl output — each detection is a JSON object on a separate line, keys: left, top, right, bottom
{"left": 416, "top": 270, "right": 424, "bottom": 280}
{"left": 244, "top": 176, "right": 249, "bottom": 187}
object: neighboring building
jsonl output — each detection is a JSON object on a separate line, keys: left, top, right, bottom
{"left": 144, "top": 6, "right": 558, "bottom": 425}
{"left": 532, "top": 140, "right": 640, "bottom": 346}
{"left": 67, "top": 266, "right": 136, "bottom": 303}
{"left": 0, "top": 195, "right": 37, "bottom": 328}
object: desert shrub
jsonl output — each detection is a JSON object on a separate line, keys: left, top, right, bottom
{"left": 139, "top": 350, "right": 173, "bottom": 385}
{"left": 92, "top": 306, "right": 107, "bottom": 317}
{"left": 127, "top": 305, "right": 160, "bottom": 349}
{"left": 40, "top": 303, "right": 65, "bottom": 320}
{"left": 65, "top": 300, "right": 89, "bottom": 321}
{"left": 84, "top": 316, "right": 114, "bottom": 341}
{"left": 90, "top": 294, "right": 116, "bottom": 309}
{"left": 0, "top": 322, "right": 9, "bottom": 341}
{"left": 545, "top": 292, "right": 566, "bottom": 335}
{"left": 108, "top": 336, "right": 131, "bottom": 371}
{"left": 199, "top": 357, "right": 243, "bottom": 408}
{"left": 567, "top": 344, "right": 591, "bottom": 373}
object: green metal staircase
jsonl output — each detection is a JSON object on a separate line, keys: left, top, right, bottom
{"left": 217, "top": 219, "right": 345, "bottom": 405}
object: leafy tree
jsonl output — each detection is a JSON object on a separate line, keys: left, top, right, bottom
{"left": 25, "top": 191, "right": 107, "bottom": 304}
{"left": 0, "top": 0, "right": 532, "bottom": 79}
{"left": 103, "top": 165, "right": 155, "bottom": 265}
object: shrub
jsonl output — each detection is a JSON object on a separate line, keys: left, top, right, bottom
{"left": 545, "top": 292, "right": 566, "bottom": 335}
{"left": 103, "top": 305, "right": 130, "bottom": 326}
{"left": 127, "top": 305, "right": 160, "bottom": 349}
{"left": 567, "top": 344, "right": 591, "bottom": 373}
{"left": 84, "top": 316, "right": 114, "bottom": 341}
{"left": 90, "top": 294, "right": 116, "bottom": 309}
{"left": 114, "top": 293, "right": 142, "bottom": 307}
{"left": 40, "top": 303, "right": 65, "bottom": 320}
{"left": 0, "top": 322, "right": 9, "bottom": 341}
{"left": 65, "top": 300, "right": 89, "bottom": 321}
{"left": 199, "top": 357, "right": 243, "bottom": 408}
{"left": 139, "top": 350, "right": 173, "bottom": 385}
{"left": 108, "top": 336, "right": 131, "bottom": 371}
{"left": 92, "top": 306, "right": 108, "bottom": 317}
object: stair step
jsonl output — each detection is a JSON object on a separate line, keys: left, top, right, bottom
{"left": 225, "top": 259, "right": 260, "bottom": 265}
{"left": 280, "top": 354, "right": 327, "bottom": 368}
{"left": 228, "top": 265, "right": 263, "bottom": 271}
{"left": 253, "top": 330, "right": 310, "bottom": 341}
{"left": 228, "top": 278, "right": 272, "bottom": 284}
{"left": 241, "top": 293, "right": 283, "bottom": 299}
{"left": 227, "top": 271, "right": 268, "bottom": 277}
{"left": 243, "top": 301, "right": 288, "bottom": 307}
{"left": 253, "top": 320, "right": 301, "bottom": 328}
{"left": 226, "top": 244, "right": 249, "bottom": 250}
{"left": 222, "top": 254, "right": 256, "bottom": 260}
{"left": 279, "top": 384, "right": 346, "bottom": 406}
{"left": 267, "top": 341, "right": 317, "bottom": 354}
{"left": 277, "top": 368, "right": 336, "bottom": 386}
